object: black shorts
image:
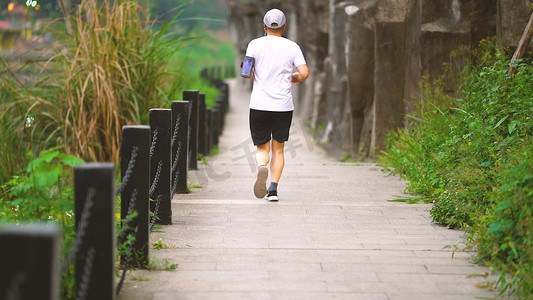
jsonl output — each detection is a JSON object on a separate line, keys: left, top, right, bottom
{"left": 249, "top": 109, "right": 293, "bottom": 146}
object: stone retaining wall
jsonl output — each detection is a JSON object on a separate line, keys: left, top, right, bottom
{"left": 227, "top": 0, "right": 531, "bottom": 159}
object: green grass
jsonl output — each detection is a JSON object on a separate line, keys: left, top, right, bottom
{"left": 152, "top": 238, "right": 177, "bottom": 250}
{"left": 146, "top": 257, "right": 178, "bottom": 270}
{"left": 130, "top": 273, "right": 150, "bottom": 281}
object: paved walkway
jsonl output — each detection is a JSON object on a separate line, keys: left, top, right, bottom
{"left": 118, "top": 79, "right": 498, "bottom": 300}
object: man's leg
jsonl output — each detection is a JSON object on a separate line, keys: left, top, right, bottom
{"left": 270, "top": 140, "right": 285, "bottom": 183}
{"left": 269, "top": 110, "right": 291, "bottom": 188}
{"left": 255, "top": 142, "right": 270, "bottom": 167}
{"left": 253, "top": 142, "right": 270, "bottom": 198}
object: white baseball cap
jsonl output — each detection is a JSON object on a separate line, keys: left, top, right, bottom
{"left": 263, "top": 9, "right": 286, "bottom": 29}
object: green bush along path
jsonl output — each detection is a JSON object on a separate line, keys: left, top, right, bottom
{"left": 380, "top": 41, "right": 532, "bottom": 297}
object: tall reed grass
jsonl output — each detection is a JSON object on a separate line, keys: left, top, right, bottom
{"left": 0, "top": 0, "right": 186, "bottom": 180}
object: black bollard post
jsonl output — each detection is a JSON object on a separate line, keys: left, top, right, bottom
{"left": 198, "top": 93, "right": 208, "bottom": 157}
{"left": 74, "top": 163, "right": 116, "bottom": 299}
{"left": 224, "top": 83, "right": 230, "bottom": 111}
{"left": 220, "top": 84, "right": 229, "bottom": 113}
{"left": 216, "top": 97, "right": 225, "bottom": 131}
{"left": 171, "top": 101, "right": 190, "bottom": 194}
{"left": 215, "top": 100, "right": 224, "bottom": 136}
{"left": 183, "top": 90, "right": 199, "bottom": 170}
{"left": 212, "top": 106, "right": 220, "bottom": 146}
{"left": 120, "top": 126, "right": 150, "bottom": 268}
{"left": 207, "top": 108, "right": 214, "bottom": 153}
{"left": 149, "top": 109, "right": 172, "bottom": 225}
{"left": 0, "top": 224, "right": 61, "bottom": 300}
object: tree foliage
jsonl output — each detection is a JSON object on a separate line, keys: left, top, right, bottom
{"left": 150, "top": 0, "right": 227, "bottom": 33}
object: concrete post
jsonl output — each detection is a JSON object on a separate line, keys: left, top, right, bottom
{"left": 120, "top": 126, "right": 150, "bottom": 267}
{"left": 75, "top": 163, "right": 116, "bottom": 299}
{"left": 215, "top": 100, "right": 224, "bottom": 136}
{"left": 212, "top": 107, "right": 220, "bottom": 146}
{"left": 207, "top": 108, "right": 214, "bottom": 153}
{"left": 149, "top": 109, "right": 172, "bottom": 225}
{"left": 183, "top": 90, "right": 199, "bottom": 170}
{"left": 0, "top": 224, "right": 62, "bottom": 300}
{"left": 221, "top": 83, "right": 230, "bottom": 112}
{"left": 198, "top": 93, "right": 208, "bottom": 157}
{"left": 171, "top": 101, "right": 190, "bottom": 194}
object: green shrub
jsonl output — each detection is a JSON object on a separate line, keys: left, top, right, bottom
{"left": 476, "top": 141, "right": 533, "bottom": 297}
{"left": 0, "top": 147, "right": 84, "bottom": 298}
{"left": 379, "top": 39, "right": 533, "bottom": 296}
{"left": 380, "top": 77, "right": 458, "bottom": 205}
{"left": 0, "top": 147, "right": 84, "bottom": 223}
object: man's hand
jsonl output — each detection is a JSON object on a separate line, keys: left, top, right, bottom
{"left": 247, "top": 71, "right": 254, "bottom": 79}
{"left": 291, "top": 72, "right": 301, "bottom": 83}
{"left": 291, "top": 64, "right": 309, "bottom": 83}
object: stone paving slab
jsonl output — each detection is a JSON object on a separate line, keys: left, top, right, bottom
{"left": 118, "top": 79, "right": 500, "bottom": 300}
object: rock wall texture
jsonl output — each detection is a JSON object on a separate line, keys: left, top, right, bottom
{"left": 226, "top": 0, "right": 532, "bottom": 159}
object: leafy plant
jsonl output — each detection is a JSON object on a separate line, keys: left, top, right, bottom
{"left": 379, "top": 38, "right": 533, "bottom": 296}
{"left": 0, "top": 147, "right": 84, "bottom": 223}
{"left": 152, "top": 238, "right": 176, "bottom": 250}
{"left": 0, "top": 147, "right": 84, "bottom": 298}
{"left": 475, "top": 142, "right": 533, "bottom": 297}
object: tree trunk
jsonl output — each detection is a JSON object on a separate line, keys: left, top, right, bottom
{"left": 508, "top": 12, "right": 533, "bottom": 76}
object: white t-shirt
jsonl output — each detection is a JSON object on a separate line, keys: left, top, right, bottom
{"left": 245, "top": 35, "right": 307, "bottom": 112}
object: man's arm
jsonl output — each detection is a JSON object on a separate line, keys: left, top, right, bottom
{"left": 291, "top": 64, "right": 309, "bottom": 83}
